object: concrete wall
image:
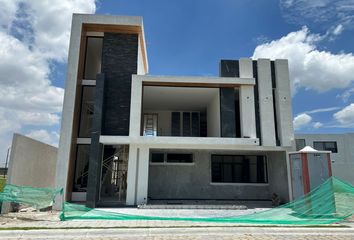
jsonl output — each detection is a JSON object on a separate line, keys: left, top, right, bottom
{"left": 148, "top": 149, "right": 289, "bottom": 202}
{"left": 137, "top": 37, "right": 146, "bottom": 75}
{"left": 267, "top": 151, "right": 289, "bottom": 202}
{"left": 207, "top": 92, "right": 221, "bottom": 137}
{"left": 295, "top": 133, "right": 354, "bottom": 184}
{"left": 6, "top": 134, "right": 57, "bottom": 188}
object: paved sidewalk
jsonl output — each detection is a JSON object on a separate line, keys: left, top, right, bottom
{"left": 1, "top": 227, "right": 354, "bottom": 239}
{"left": 0, "top": 208, "right": 353, "bottom": 229}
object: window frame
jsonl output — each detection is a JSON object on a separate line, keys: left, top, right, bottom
{"left": 210, "top": 154, "right": 269, "bottom": 185}
{"left": 77, "top": 86, "right": 95, "bottom": 138}
{"left": 149, "top": 152, "right": 194, "bottom": 165}
{"left": 295, "top": 138, "right": 306, "bottom": 151}
{"left": 313, "top": 141, "right": 338, "bottom": 153}
{"left": 83, "top": 36, "right": 103, "bottom": 80}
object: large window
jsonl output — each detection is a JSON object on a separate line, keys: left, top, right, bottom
{"left": 313, "top": 141, "right": 338, "bottom": 153}
{"left": 171, "top": 112, "right": 200, "bottom": 137}
{"left": 150, "top": 152, "right": 194, "bottom": 164}
{"left": 211, "top": 155, "right": 268, "bottom": 183}
{"left": 78, "top": 86, "right": 95, "bottom": 138}
{"left": 73, "top": 145, "right": 90, "bottom": 192}
{"left": 84, "top": 37, "right": 103, "bottom": 80}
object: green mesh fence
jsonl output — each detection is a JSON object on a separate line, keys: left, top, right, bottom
{"left": 1, "top": 177, "right": 354, "bottom": 225}
{"left": 0, "top": 184, "right": 63, "bottom": 210}
{"left": 60, "top": 177, "right": 354, "bottom": 225}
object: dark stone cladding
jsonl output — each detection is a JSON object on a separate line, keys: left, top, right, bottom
{"left": 101, "top": 33, "right": 138, "bottom": 136}
{"left": 219, "top": 60, "right": 238, "bottom": 137}
{"left": 86, "top": 73, "right": 105, "bottom": 208}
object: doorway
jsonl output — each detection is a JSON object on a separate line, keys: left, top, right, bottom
{"left": 99, "top": 145, "right": 128, "bottom": 206}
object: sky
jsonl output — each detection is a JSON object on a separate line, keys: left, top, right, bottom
{"left": 0, "top": 0, "right": 354, "bottom": 166}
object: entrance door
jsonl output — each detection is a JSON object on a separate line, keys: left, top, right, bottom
{"left": 290, "top": 154, "right": 304, "bottom": 200}
{"left": 143, "top": 114, "right": 158, "bottom": 136}
{"left": 99, "top": 145, "right": 128, "bottom": 206}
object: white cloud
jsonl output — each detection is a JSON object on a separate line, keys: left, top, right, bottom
{"left": 26, "top": 129, "right": 60, "bottom": 147}
{"left": 313, "top": 122, "right": 323, "bottom": 129}
{"left": 0, "top": 0, "right": 96, "bottom": 165}
{"left": 337, "top": 87, "right": 354, "bottom": 103}
{"left": 304, "top": 107, "right": 341, "bottom": 114}
{"left": 252, "top": 27, "right": 354, "bottom": 93}
{"left": 333, "top": 103, "right": 354, "bottom": 127}
{"left": 280, "top": 0, "right": 354, "bottom": 30}
{"left": 332, "top": 24, "right": 344, "bottom": 35}
{"left": 293, "top": 113, "right": 312, "bottom": 130}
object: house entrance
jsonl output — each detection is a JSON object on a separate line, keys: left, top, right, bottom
{"left": 99, "top": 145, "right": 128, "bottom": 206}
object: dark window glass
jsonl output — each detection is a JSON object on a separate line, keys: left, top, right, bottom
{"left": 183, "top": 112, "right": 191, "bottom": 136}
{"left": 211, "top": 155, "right": 268, "bottom": 183}
{"left": 295, "top": 139, "right": 306, "bottom": 151}
{"left": 166, "top": 153, "right": 193, "bottom": 163}
{"left": 151, "top": 153, "right": 164, "bottom": 163}
{"left": 84, "top": 37, "right": 103, "bottom": 79}
{"left": 73, "top": 145, "right": 90, "bottom": 192}
{"left": 313, "top": 141, "right": 338, "bottom": 153}
{"left": 171, "top": 112, "right": 181, "bottom": 136}
{"left": 78, "top": 86, "right": 95, "bottom": 138}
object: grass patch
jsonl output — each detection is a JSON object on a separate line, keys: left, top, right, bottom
{"left": 0, "top": 177, "right": 6, "bottom": 192}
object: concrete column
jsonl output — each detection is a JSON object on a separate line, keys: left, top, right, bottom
{"left": 126, "top": 144, "right": 138, "bottom": 205}
{"left": 129, "top": 76, "right": 143, "bottom": 137}
{"left": 54, "top": 16, "right": 82, "bottom": 210}
{"left": 274, "top": 59, "right": 294, "bottom": 147}
{"left": 257, "top": 59, "right": 276, "bottom": 146}
{"left": 239, "top": 58, "right": 256, "bottom": 138}
{"left": 86, "top": 73, "right": 105, "bottom": 208}
{"left": 136, "top": 146, "right": 149, "bottom": 205}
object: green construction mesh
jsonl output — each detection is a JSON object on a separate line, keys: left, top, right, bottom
{"left": 0, "top": 184, "right": 63, "bottom": 210}
{"left": 60, "top": 177, "right": 354, "bottom": 225}
{"left": 1, "top": 177, "right": 354, "bottom": 225}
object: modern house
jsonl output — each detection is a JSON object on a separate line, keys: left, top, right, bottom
{"left": 295, "top": 133, "right": 354, "bottom": 185}
{"left": 55, "top": 14, "right": 295, "bottom": 208}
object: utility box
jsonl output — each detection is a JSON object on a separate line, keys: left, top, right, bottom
{"left": 289, "top": 146, "right": 332, "bottom": 200}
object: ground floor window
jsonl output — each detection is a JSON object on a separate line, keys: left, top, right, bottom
{"left": 150, "top": 152, "right": 194, "bottom": 164}
{"left": 211, "top": 155, "right": 268, "bottom": 183}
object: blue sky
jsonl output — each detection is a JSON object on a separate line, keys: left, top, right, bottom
{"left": 0, "top": 0, "right": 354, "bottom": 165}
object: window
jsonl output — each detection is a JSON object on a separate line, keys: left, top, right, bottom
{"left": 313, "top": 141, "right": 338, "bottom": 153}
{"left": 78, "top": 86, "right": 95, "bottom": 138}
{"left": 150, "top": 152, "right": 194, "bottom": 164}
{"left": 73, "top": 145, "right": 90, "bottom": 192}
{"left": 166, "top": 153, "right": 193, "bottom": 163}
{"left": 295, "top": 139, "right": 306, "bottom": 151}
{"left": 171, "top": 111, "right": 200, "bottom": 137}
{"left": 211, "top": 155, "right": 268, "bottom": 183}
{"left": 151, "top": 153, "right": 164, "bottom": 163}
{"left": 84, "top": 37, "right": 103, "bottom": 79}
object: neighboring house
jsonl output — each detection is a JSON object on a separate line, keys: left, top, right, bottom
{"left": 295, "top": 133, "right": 354, "bottom": 185}
{"left": 55, "top": 14, "right": 295, "bottom": 208}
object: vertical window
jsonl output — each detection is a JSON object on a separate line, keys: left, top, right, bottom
{"left": 78, "top": 86, "right": 95, "bottom": 138}
{"left": 313, "top": 141, "right": 338, "bottom": 153}
{"left": 84, "top": 37, "right": 103, "bottom": 79}
{"left": 295, "top": 139, "right": 306, "bottom": 151}
{"left": 211, "top": 155, "right": 268, "bottom": 183}
{"left": 73, "top": 145, "right": 90, "bottom": 192}
{"left": 171, "top": 112, "right": 200, "bottom": 137}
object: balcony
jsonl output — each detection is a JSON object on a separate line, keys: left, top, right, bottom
{"left": 142, "top": 85, "right": 236, "bottom": 138}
